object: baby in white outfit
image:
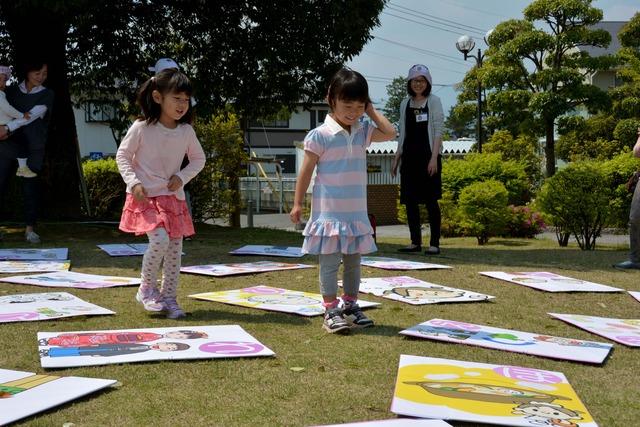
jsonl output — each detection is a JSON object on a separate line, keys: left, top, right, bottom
{"left": 0, "top": 65, "right": 47, "bottom": 177}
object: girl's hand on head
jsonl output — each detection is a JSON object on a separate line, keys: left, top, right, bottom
{"left": 167, "top": 175, "right": 183, "bottom": 192}
{"left": 132, "top": 184, "right": 147, "bottom": 202}
{"left": 289, "top": 205, "right": 302, "bottom": 224}
{"left": 365, "top": 102, "right": 375, "bottom": 117}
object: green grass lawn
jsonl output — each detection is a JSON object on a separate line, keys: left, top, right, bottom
{"left": 1, "top": 223, "right": 638, "bottom": 426}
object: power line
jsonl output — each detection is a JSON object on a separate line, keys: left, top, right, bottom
{"left": 362, "top": 49, "right": 468, "bottom": 76}
{"left": 364, "top": 74, "right": 456, "bottom": 87}
{"left": 383, "top": 10, "right": 484, "bottom": 37}
{"left": 372, "top": 35, "right": 470, "bottom": 66}
{"left": 437, "top": 0, "right": 509, "bottom": 19}
{"left": 389, "top": 2, "right": 488, "bottom": 33}
{"left": 386, "top": 4, "right": 487, "bottom": 36}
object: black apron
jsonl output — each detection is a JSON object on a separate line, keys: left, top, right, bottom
{"left": 400, "top": 100, "right": 442, "bottom": 204}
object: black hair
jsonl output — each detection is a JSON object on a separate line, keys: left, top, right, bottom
{"left": 16, "top": 59, "right": 48, "bottom": 83}
{"left": 407, "top": 77, "right": 432, "bottom": 97}
{"left": 137, "top": 68, "right": 193, "bottom": 124}
{"left": 172, "top": 330, "right": 208, "bottom": 339}
{"left": 326, "top": 68, "right": 371, "bottom": 108}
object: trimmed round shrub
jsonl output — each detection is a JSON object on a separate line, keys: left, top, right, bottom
{"left": 537, "top": 161, "right": 612, "bottom": 250}
{"left": 458, "top": 179, "right": 509, "bottom": 245}
{"left": 82, "top": 158, "right": 126, "bottom": 220}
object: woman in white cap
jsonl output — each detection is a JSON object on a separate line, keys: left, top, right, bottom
{"left": 392, "top": 64, "right": 444, "bottom": 255}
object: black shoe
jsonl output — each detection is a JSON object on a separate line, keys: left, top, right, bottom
{"left": 398, "top": 245, "right": 422, "bottom": 253}
{"left": 323, "top": 307, "right": 350, "bottom": 333}
{"left": 342, "top": 301, "right": 374, "bottom": 328}
{"left": 614, "top": 260, "right": 640, "bottom": 270}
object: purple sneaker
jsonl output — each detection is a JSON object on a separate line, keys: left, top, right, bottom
{"left": 162, "top": 297, "right": 186, "bottom": 319}
{"left": 135, "top": 287, "right": 163, "bottom": 312}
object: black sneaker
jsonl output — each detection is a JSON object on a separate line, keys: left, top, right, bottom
{"left": 398, "top": 245, "right": 421, "bottom": 253}
{"left": 342, "top": 301, "right": 374, "bottom": 328}
{"left": 323, "top": 307, "right": 350, "bottom": 333}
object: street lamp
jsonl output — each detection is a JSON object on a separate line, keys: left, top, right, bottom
{"left": 456, "top": 31, "right": 491, "bottom": 152}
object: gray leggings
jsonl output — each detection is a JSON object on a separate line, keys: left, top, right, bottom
{"left": 318, "top": 253, "right": 361, "bottom": 297}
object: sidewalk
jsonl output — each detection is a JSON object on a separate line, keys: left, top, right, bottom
{"left": 214, "top": 213, "right": 630, "bottom": 245}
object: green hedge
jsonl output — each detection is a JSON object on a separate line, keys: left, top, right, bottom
{"left": 82, "top": 158, "right": 126, "bottom": 220}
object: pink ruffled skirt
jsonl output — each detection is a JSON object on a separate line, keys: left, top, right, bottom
{"left": 119, "top": 194, "right": 194, "bottom": 239}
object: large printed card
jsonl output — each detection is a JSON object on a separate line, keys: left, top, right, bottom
{"left": 480, "top": 271, "right": 623, "bottom": 293}
{"left": 0, "top": 271, "right": 140, "bottom": 289}
{"left": 0, "top": 260, "right": 70, "bottom": 273}
{"left": 341, "top": 276, "right": 493, "bottom": 305}
{"left": 190, "top": 285, "right": 379, "bottom": 317}
{"left": 361, "top": 257, "right": 451, "bottom": 271}
{"left": 400, "top": 319, "right": 612, "bottom": 364}
{"left": 97, "top": 243, "right": 149, "bottom": 256}
{"left": 0, "top": 369, "right": 116, "bottom": 425}
{"left": 0, "top": 292, "right": 114, "bottom": 323}
{"left": 0, "top": 248, "right": 68, "bottom": 261}
{"left": 629, "top": 291, "right": 640, "bottom": 304}
{"left": 181, "top": 261, "right": 313, "bottom": 277}
{"left": 38, "top": 325, "right": 275, "bottom": 368}
{"left": 549, "top": 313, "right": 640, "bottom": 347}
{"left": 391, "top": 355, "right": 597, "bottom": 426}
{"left": 229, "top": 245, "right": 304, "bottom": 258}
{"left": 314, "top": 420, "right": 452, "bottom": 427}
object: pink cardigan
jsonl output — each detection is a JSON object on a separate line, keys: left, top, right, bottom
{"left": 116, "top": 120, "right": 206, "bottom": 201}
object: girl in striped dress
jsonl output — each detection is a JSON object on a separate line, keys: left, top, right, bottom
{"left": 290, "top": 68, "right": 396, "bottom": 333}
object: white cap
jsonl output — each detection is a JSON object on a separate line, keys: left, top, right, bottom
{"left": 0, "top": 65, "right": 11, "bottom": 80}
{"left": 407, "top": 64, "right": 432, "bottom": 85}
{"left": 148, "top": 58, "right": 179, "bottom": 74}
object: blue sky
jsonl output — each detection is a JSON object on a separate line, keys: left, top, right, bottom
{"left": 347, "top": 0, "right": 640, "bottom": 115}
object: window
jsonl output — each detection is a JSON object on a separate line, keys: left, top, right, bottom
{"left": 85, "top": 101, "right": 116, "bottom": 123}
{"left": 250, "top": 118, "right": 289, "bottom": 128}
{"left": 317, "top": 109, "right": 328, "bottom": 123}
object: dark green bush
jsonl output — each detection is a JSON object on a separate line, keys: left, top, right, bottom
{"left": 442, "top": 153, "right": 530, "bottom": 205}
{"left": 537, "top": 161, "right": 612, "bottom": 250}
{"left": 458, "top": 180, "right": 509, "bottom": 245}
{"left": 82, "top": 158, "right": 126, "bottom": 220}
{"left": 192, "top": 112, "right": 248, "bottom": 223}
{"left": 601, "top": 151, "right": 640, "bottom": 228}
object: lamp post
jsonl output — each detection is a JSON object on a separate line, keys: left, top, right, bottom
{"left": 456, "top": 32, "right": 491, "bottom": 153}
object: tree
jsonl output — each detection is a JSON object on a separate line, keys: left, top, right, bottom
{"left": 444, "top": 104, "right": 475, "bottom": 139}
{"left": 482, "top": 0, "right": 614, "bottom": 176}
{"left": 382, "top": 76, "right": 406, "bottom": 126}
{"left": 0, "top": 0, "right": 387, "bottom": 219}
{"left": 556, "top": 14, "right": 640, "bottom": 162}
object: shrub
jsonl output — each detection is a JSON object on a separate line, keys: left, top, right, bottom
{"left": 601, "top": 151, "right": 640, "bottom": 229}
{"left": 537, "top": 161, "right": 612, "bottom": 250}
{"left": 82, "top": 158, "right": 126, "bottom": 220}
{"left": 504, "top": 205, "right": 546, "bottom": 238}
{"left": 192, "top": 111, "right": 248, "bottom": 223}
{"left": 458, "top": 180, "right": 509, "bottom": 245}
{"left": 442, "top": 153, "right": 530, "bottom": 205}
{"left": 439, "top": 191, "right": 465, "bottom": 237}
{"left": 484, "top": 130, "right": 543, "bottom": 191}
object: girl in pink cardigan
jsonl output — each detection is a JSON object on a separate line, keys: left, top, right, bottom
{"left": 116, "top": 69, "right": 205, "bottom": 319}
